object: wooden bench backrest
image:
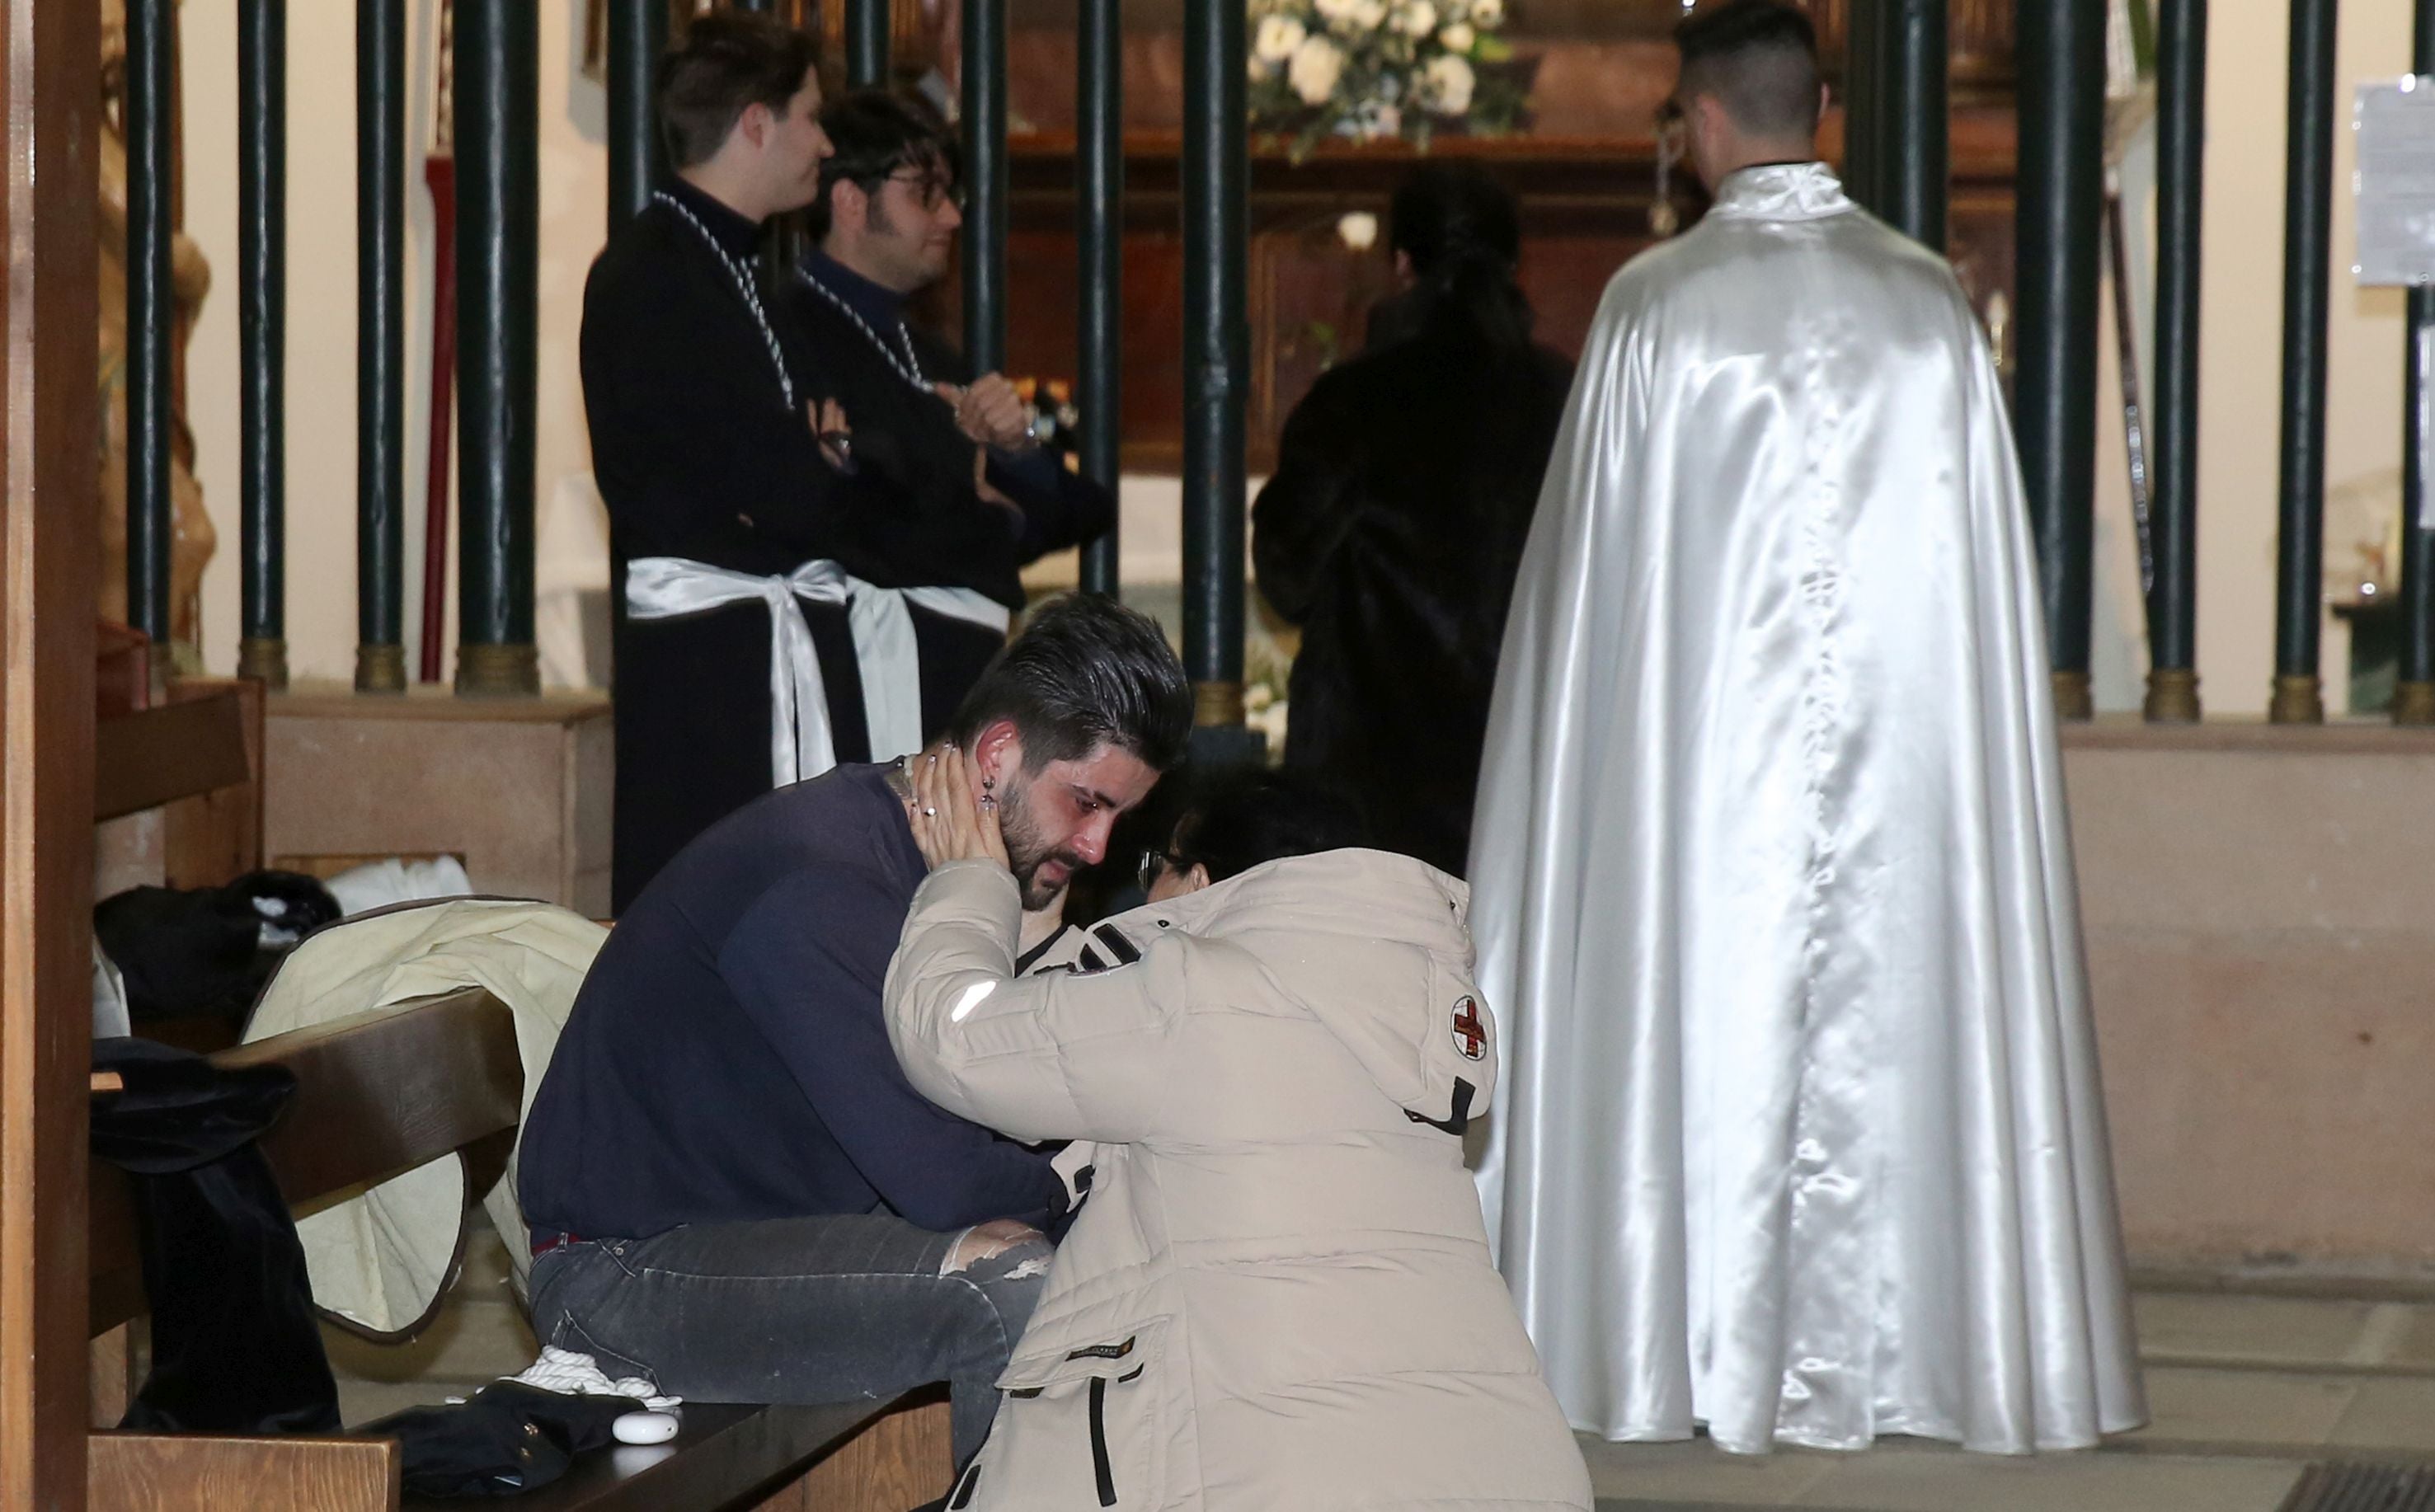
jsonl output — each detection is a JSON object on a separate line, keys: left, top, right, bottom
{"left": 89, "top": 985, "right": 524, "bottom": 1338}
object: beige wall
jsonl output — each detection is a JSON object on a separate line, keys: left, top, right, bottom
{"left": 180, "top": 2, "right": 2429, "bottom": 703}
{"left": 184, "top": 0, "right": 607, "bottom": 686}
{"left": 2090, "top": 0, "right": 2414, "bottom": 716}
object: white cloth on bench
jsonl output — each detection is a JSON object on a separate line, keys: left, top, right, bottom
{"left": 242, "top": 898, "right": 608, "bottom": 1336}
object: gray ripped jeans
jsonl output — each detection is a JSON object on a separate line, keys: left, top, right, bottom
{"left": 524, "top": 1212, "right": 1051, "bottom": 1466}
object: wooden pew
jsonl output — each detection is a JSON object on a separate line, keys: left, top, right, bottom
{"left": 87, "top": 988, "right": 952, "bottom": 1512}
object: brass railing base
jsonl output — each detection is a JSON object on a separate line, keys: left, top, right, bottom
{"left": 2142, "top": 667, "right": 2202, "bottom": 723}
{"left": 237, "top": 636, "right": 289, "bottom": 691}
{"left": 354, "top": 642, "right": 407, "bottom": 694}
{"left": 2395, "top": 681, "right": 2435, "bottom": 726}
{"left": 2051, "top": 669, "right": 2093, "bottom": 722}
{"left": 1192, "top": 679, "right": 1244, "bottom": 729}
{"left": 455, "top": 641, "right": 540, "bottom": 697}
{"left": 2268, "top": 673, "right": 2325, "bottom": 725}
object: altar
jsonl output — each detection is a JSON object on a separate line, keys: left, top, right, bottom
{"left": 940, "top": 0, "right": 2023, "bottom": 473}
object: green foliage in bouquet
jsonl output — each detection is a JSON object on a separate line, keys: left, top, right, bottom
{"left": 1247, "top": 0, "right": 1528, "bottom": 162}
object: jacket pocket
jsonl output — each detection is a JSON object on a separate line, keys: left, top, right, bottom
{"left": 980, "top": 1317, "right": 1172, "bottom": 1510}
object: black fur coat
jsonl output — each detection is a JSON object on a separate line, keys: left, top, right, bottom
{"left": 1253, "top": 298, "right": 1574, "bottom": 877}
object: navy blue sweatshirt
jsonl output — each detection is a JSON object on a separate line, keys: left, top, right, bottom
{"left": 518, "top": 763, "right": 1067, "bottom": 1240}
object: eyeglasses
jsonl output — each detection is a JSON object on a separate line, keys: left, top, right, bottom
{"left": 881, "top": 170, "right": 964, "bottom": 213}
{"left": 1136, "top": 848, "right": 1183, "bottom": 892}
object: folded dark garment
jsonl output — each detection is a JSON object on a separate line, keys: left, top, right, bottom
{"left": 92, "top": 1036, "right": 341, "bottom": 1435}
{"left": 376, "top": 1382, "right": 637, "bottom": 1499}
{"left": 96, "top": 869, "right": 342, "bottom": 1023}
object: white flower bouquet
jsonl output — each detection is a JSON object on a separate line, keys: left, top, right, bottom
{"left": 1247, "top": 0, "right": 1527, "bottom": 161}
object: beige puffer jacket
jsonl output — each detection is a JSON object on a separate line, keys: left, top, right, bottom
{"left": 885, "top": 849, "right": 1592, "bottom": 1512}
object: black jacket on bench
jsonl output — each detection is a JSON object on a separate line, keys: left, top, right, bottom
{"left": 519, "top": 763, "right": 1067, "bottom": 1242}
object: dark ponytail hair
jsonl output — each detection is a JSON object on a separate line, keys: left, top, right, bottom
{"left": 1389, "top": 162, "right": 1533, "bottom": 353}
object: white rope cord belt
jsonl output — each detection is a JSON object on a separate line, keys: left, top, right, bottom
{"left": 624, "top": 556, "right": 1010, "bottom": 787}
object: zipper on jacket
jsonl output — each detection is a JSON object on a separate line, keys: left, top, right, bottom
{"left": 1088, "top": 1376, "right": 1116, "bottom": 1506}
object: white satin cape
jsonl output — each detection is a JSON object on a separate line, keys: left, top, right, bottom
{"left": 1468, "top": 164, "right": 2146, "bottom": 1455}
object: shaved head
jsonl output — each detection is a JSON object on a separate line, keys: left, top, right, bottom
{"left": 1675, "top": 0, "right": 1823, "bottom": 141}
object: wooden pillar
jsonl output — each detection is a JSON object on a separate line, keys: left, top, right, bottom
{"left": 0, "top": 2, "right": 101, "bottom": 1505}
{"left": 2272, "top": 0, "right": 2337, "bottom": 724}
{"left": 961, "top": 0, "right": 1008, "bottom": 373}
{"left": 237, "top": 0, "right": 289, "bottom": 688}
{"left": 846, "top": 0, "right": 891, "bottom": 87}
{"left": 2148, "top": 0, "right": 2206, "bottom": 721}
{"left": 1076, "top": 0, "right": 1121, "bottom": 595}
{"left": 453, "top": 0, "right": 540, "bottom": 696}
{"left": 125, "top": 0, "right": 176, "bottom": 646}
{"left": 358, "top": 0, "right": 409, "bottom": 693}
{"left": 607, "top": 0, "right": 667, "bottom": 230}
{"left": 1182, "top": 0, "right": 1260, "bottom": 763}
{"left": 2400, "top": 0, "right": 2435, "bottom": 725}
{"left": 2014, "top": 0, "right": 2106, "bottom": 720}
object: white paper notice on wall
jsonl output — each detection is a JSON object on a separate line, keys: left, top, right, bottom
{"left": 2356, "top": 77, "right": 2435, "bottom": 286}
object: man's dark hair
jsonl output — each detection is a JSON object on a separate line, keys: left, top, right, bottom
{"left": 947, "top": 595, "right": 1192, "bottom": 774}
{"left": 1388, "top": 162, "right": 1533, "bottom": 351}
{"left": 656, "top": 14, "right": 822, "bottom": 171}
{"left": 1674, "top": 0, "right": 1822, "bottom": 140}
{"left": 806, "top": 90, "right": 961, "bottom": 242}
{"left": 1164, "top": 767, "right": 1370, "bottom": 885}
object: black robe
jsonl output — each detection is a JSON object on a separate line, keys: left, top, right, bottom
{"left": 778, "top": 251, "right": 1113, "bottom": 614}
{"left": 1252, "top": 297, "right": 1574, "bottom": 878}
{"left": 588, "top": 183, "right": 1081, "bottom": 912}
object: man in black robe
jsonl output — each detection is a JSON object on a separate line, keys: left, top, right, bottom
{"left": 587, "top": 18, "right": 1009, "bottom": 911}
{"left": 1252, "top": 163, "right": 1574, "bottom": 878}
{"left": 778, "top": 90, "right": 1112, "bottom": 716}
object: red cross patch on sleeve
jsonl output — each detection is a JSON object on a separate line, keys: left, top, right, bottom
{"left": 1450, "top": 996, "right": 1488, "bottom": 1061}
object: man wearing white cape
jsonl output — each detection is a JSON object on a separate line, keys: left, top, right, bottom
{"left": 1468, "top": 0, "right": 2146, "bottom": 1456}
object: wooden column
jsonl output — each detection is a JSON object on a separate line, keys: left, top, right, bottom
{"left": 358, "top": 0, "right": 409, "bottom": 693}
{"left": 237, "top": 0, "right": 289, "bottom": 688}
{"left": 2015, "top": 0, "right": 2107, "bottom": 720}
{"left": 607, "top": 0, "right": 667, "bottom": 230}
{"left": 125, "top": 0, "right": 175, "bottom": 646}
{"left": 845, "top": 0, "right": 891, "bottom": 87}
{"left": 453, "top": 0, "right": 540, "bottom": 695}
{"left": 2148, "top": 0, "right": 2206, "bottom": 721}
{"left": 2272, "top": 0, "right": 2337, "bottom": 724}
{"left": 0, "top": 2, "right": 101, "bottom": 1508}
{"left": 962, "top": 0, "right": 1008, "bottom": 372}
{"left": 1076, "top": 0, "right": 1121, "bottom": 595}
{"left": 1182, "top": 0, "right": 1260, "bottom": 763}
{"left": 2400, "top": 0, "right": 2435, "bottom": 725}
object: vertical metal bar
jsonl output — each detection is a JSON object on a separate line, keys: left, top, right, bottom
{"left": 125, "top": 0, "right": 174, "bottom": 646}
{"left": 237, "top": 0, "right": 288, "bottom": 687}
{"left": 453, "top": 0, "right": 539, "bottom": 694}
{"left": 358, "top": 0, "right": 407, "bottom": 692}
{"left": 848, "top": 0, "right": 891, "bottom": 87}
{"left": 1077, "top": 0, "right": 1121, "bottom": 595}
{"left": 2271, "top": 0, "right": 2335, "bottom": 723}
{"left": 962, "top": 0, "right": 1008, "bottom": 373}
{"left": 2014, "top": 0, "right": 2107, "bottom": 719}
{"left": 2398, "top": 2, "right": 2435, "bottom": 725}
{"left": 1183, "top": 0, "right": 1248, "bottom": 737}
{"left": 1883, "top": 0, "right": 1948, "bottom": 249}
{"left": 608, "top": 0, "right": 667, "bottom": 230}
{"left": 1840, "top": 0, "right": 1883, "bottom": 214}
{"left": 2147, "top": 0, "right": 2205, "bottom": 721}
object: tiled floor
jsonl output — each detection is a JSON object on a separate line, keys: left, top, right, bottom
{"left": 1586, "top": 1289, "right": 2435, "bottom": 1512}
{"left": 336, "top": 1233, "right": 2435, "bottom": 1512}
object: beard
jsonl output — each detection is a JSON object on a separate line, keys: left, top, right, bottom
{"left": 995, "top": 777, "right": 1088, "bottom": 911}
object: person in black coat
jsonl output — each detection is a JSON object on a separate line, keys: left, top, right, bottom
{"left": 1252, "top": 163, "right": 1574, "bottom": 878}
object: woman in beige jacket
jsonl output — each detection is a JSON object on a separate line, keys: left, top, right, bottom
{"left": 887, "top": 755, "right": 1591, "bottom": 1511}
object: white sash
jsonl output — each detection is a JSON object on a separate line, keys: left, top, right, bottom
{"left": 624, "top": 556, "right": 1011, "bottom": 787}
